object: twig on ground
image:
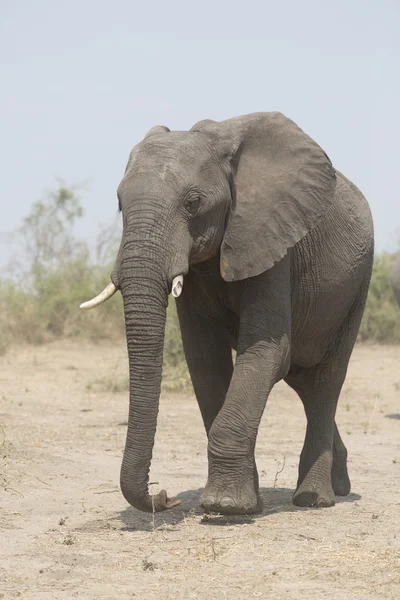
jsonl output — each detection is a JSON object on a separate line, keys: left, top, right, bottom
{"left": 211, "top": 538, "right": 217, "bottom": 561}
{"left": 35, "top": 476, "right": 52, "bottom": 487}
{"left": 5, "top": 486, "right": 25, "bottom": 498}
{"left": 273, "top": 456, "right": 286, "bottom": 488}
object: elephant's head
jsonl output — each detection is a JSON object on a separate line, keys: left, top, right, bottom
{"left": 81, "top": 113, "right": 336, "bottom": 512}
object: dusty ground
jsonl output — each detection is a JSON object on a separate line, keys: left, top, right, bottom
{"left": 1, "top": 341, "right": 399, "bottom": 599}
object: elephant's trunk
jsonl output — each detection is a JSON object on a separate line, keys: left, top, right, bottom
{"left": 119, "top": 228, "right": 182, "bottom": 512}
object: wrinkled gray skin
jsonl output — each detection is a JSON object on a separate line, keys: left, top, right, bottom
{"left": 391, "top": 254, "right": 400, "bottom": 308}
{"left": 110, "top": 112, "right": 374, "bottom": 515}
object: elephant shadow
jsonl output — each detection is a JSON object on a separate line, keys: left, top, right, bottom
{"left": 116, "top": 486, "right": 361, "bottom": 532}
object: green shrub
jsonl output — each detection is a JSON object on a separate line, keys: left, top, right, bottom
{"left": 2, "top": 183, "right": 400, "bottom": 372}
{"left": 0, "top": 183, "right": 188, "bottom": 386}
{"left": 359, "top": 253, "right": 400, "bottom": 342}
{"left": 164, "top": 299, "right": 185, "bottom": 367}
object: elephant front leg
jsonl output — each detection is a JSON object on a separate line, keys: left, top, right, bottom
{"left": 175, "top": 282, "right": 234, "bottom": 436}
{"left": 201, "top": 338, "right": 290, "bottom": 515}
{"left": 175, "top": 268, "right": 265, "bottom": 511}
{"left": 201, "top": 270, "right": 291, "bottom": 515}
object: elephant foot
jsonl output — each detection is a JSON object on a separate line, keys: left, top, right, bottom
{"left": 331, "top": 456, "right": 351, "bottom": 496}
{"left": 293, "top": 482, "right": 336, "bottom": 508}
{"left": 200, "top": 484, "right": 263, "bottom": 515}
{"left": 332, "top": 469, "right": 351, "bottom": 496}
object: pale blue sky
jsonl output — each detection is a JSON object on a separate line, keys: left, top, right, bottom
{"left": 1, "top": 0, "right": 399, "bottom": 264}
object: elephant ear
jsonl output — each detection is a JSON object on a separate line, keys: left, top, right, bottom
{"left": 195, "top": 113, "right": 336, "bottom": 281}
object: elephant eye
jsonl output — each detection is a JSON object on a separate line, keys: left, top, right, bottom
{"left": 184, "top": 195, "right": 201, "bottom": 215}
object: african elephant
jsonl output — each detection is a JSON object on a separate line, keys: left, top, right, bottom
{"left": 81, "top": 112, "right": 374, "bottom": 515}
{"left": 391, "top": 254, "right": 400, "bottom": 308}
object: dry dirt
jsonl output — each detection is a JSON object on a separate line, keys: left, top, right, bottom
{"left": 1, "top": 341, "right": 400, "bottom": 600}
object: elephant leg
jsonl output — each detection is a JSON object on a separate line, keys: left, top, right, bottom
{"left": 201, "top": 261, "right": 292, "bottom": 515}
{"left": 285, "top": 278, "right": 369, "bottom": 508}
{"left": 332, "top": 422, "right": 351, "bottom": 496}
{"left": 176, "top": 278, "right": 268, "bottom": 506}
{"left": 285, "top": 365, "right": 345, "bottom": 508}
{"left": 176, "top": 267, "right": 261, "bottom": 503}
{"left": 175, "top": 277, "right": 233, "bottom": 436}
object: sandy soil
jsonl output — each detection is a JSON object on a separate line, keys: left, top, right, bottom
{"left": 1, "top": 341, "right": 400, "bottom": 599}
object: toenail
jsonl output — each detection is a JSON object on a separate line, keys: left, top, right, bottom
{"left": 201, "top": 496, "right": 215, "bottom": 506}
{"left": 220, "top": 497, "right": 235, "bottom": 508}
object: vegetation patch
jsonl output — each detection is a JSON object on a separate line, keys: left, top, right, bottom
{"left": 1, "top": 184, "right": 400, "bottom": 397}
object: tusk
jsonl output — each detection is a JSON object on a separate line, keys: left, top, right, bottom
{"left": 171, "top": 275, "right": 183, "bottom": 298}
{"left": 80, "top": 282, "right": 117, "bottom": 310}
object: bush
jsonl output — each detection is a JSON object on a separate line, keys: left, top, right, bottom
{"left": 0, "top": 185, "right": 125, "bottom": 348}
{"left": 164, "top": 299, "right": 185, "bottom": 367}
{"left": 0, "top": 183, "right": 186, "bottom": 378}
{"left": 2, "top": 183, "right": 400, "bottom": 370}
{"left": 358, "top": 253, "right": 400, "bottom": 342}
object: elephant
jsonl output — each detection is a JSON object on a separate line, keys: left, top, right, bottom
{"left": 81, "top": 112, "right": 374, "bottom": 515}
{"left": 391, "top": 254, "right": 400, "bottom": 308}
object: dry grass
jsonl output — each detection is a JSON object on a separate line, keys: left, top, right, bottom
{"left": 1, "top": 341, "right": 399, "bottom": 599}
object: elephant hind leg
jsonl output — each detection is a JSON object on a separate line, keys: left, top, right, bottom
{"left": 285, "top": 364, "right": 344, "bottom": 508}
{"left": 332, "top": 422, "right": 351, "bottom": 496}
{"left": 286, "top": 277, "right": 370, "bottom": 508}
